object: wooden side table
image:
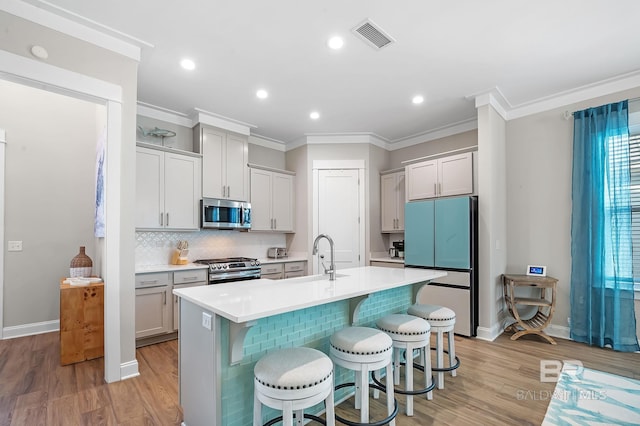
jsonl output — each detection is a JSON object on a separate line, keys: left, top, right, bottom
{"left": 59, "top": 279, "right": 104, "bottom": 365}
{"left": 502, "top": 274, "right": 557, "bottom": 345}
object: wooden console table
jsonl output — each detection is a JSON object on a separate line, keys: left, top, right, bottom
{"left": 502, "top": 274, "right": 557, "bottom": 345}
{"left": 59, "top": 279, "right": 104, "bottom": 365}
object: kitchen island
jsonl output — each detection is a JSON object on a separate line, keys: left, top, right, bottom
{"left": 173, "top": 266, "right": 446, "bottom": 426}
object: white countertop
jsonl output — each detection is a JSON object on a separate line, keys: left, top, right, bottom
{"left": 257, "top": 255, "right": 308, "bottom": 265}
{"left": 135, "top": 263, "right": 209, "bottom": 274}
{"left": 369, "top": 256, "right": 404, "bottom": 264}
{"left": 173, "top": 266, "right": 446, "bottom": 323}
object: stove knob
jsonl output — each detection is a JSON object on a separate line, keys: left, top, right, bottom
{"left": 250, "top": 261, "right": 256, "bottom": 266}
{"left": 216, "top": 264, "right": 222, "bottom": 270}
{"left": 255, "top": 260, "right": 260, "bottom": 266}
{"left": 223, "top": 264, "right": 228, "bottom": 269}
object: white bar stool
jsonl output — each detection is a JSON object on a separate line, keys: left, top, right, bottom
{"left": 329, "top": 326, "right": 398, "bottom": 426}
{"left": 374, "top": 314, "right": 434, "bottom": 416}
{"left": 253, "top": 347, "right": 335, "bottom": 426}
{"left": 407, "top": 304, "right": 460, "bottom": 390}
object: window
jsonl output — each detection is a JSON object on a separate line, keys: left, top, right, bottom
{"left": 630, "top": 134, "right": 640, "bottom": 293}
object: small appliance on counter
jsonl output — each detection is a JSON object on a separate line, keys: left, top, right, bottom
{"left": 267, "top": 247, "right": 288, "bottom": 258}
{"left": 393, "top": 240, "right": 404, "bottom": 259}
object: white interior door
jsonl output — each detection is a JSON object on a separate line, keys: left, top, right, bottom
{"left": 317, "top": 169, "right": 361, "bottom": 270}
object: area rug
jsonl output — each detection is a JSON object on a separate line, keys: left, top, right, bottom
{"left": 542, "top": 364, "right": 640, "bottom": 425}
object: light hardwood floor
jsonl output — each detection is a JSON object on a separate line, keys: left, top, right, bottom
{"left": 1, "top": 331, "right": 638, "bottom": 425}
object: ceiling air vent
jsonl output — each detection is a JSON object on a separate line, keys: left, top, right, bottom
{"left": 352, "top": 19, "right": 395, "bottom": 50}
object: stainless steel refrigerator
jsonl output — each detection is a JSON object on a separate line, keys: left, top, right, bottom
{"left": 404, "top": 195, "right": 478, "bottom": 336}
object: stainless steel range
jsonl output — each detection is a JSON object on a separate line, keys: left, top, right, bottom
{"left": 194, "top": 257, "right": 261, "bottom": 284}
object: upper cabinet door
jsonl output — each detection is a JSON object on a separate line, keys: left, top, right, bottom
{"left": 272, "top": 172, "right": 294, "bottom": 232}
{"left": 201, "top": 128, "right": 225, "bottom": 199}
{"left": 249, "top": 168, "right": 272, "bottom": 231}
{"left": 381, "top": 172, "right": 405, "bottom": 232}
{"left": 406, "top": 160, "right": 438, "bottom": 201}
{"left": 164, "top": 153, "right": 200, "bottom": 230}
{"left": 439, "top": 152, "right": 473, "bottom": 197}
{"left": 225, "top": 133, "right": 248, "bottom": 201}
{"left": 136, "top": 147, "right": 164, "bottom": 228}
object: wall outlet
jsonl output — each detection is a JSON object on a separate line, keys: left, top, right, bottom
{"left": 8, "top": 241, "right": 22, "bottom": 252}
{"left": 202, "top": 312, "right": 212, "bottom": 330}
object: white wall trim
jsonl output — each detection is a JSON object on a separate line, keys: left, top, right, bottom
{"left": 0, "top": 0, "right": 142, "bottom": 61}
{"left": 0, "top": 50, "right": 122, "bottom": 102}
{"left": 546, "top": 324, "right": 571, "bottom": 340}
{"left": 120, "top": 359, "right": 141, "bottom": 380}
{"left": 3, "top": 319, "right": 59, "bottom": 339}
{"left": 388, "top": 118, "right": 478, "bottom": 151}
{"left": 475, "top": 321, "right": 504, "bottom": 342}
{"left": 312, "top": 159, "right": 365, "bottom": 170}
{"left": 0, "top": 52, "right": 132, "bottom": 382}
{"left": 137, "top": 102, "right": 193, "bottom": 128}
{"left": 507, "top": 70, "right": 640, "bottom": 120}
{"left": 249, "top": 134, "right": 286, "bottom": 152}
{"left": 190, "top": 108, "right": 256, "bottom": 136}
{"left": 0, "top": 131, "right": 4, "bottom": 340}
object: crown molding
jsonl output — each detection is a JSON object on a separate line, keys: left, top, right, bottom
{"left": 249, "top": 133, "right": 286, "bottom": 152}
{"left": 0, "top": 0, "right": 144, "bottom": 61}
{"left": 506, "top": 70, "right": 640, "bottom": 120}
{"left": 136, "top": 102, "right": 192, "bottom": 128}
{"left": 190, "top": 108, "right": 256, "bottom": 136}
{"left": 387, "top": 118, "right": 478, "bottom": 151}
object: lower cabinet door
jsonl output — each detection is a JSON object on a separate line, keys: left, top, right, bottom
{"left": 284, "top": 270, "right": 304, "bottom": 279}
{"left": 135, "top": 286, "right": 171, "bottom": 339}
{"left": 173, "top": 282, "right": 206, "bottom": 331}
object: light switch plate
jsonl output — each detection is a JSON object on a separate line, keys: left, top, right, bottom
{"left": 202, "top": 312, "right": 212, "bottom": 330}
{"left": 8, "top": 241, "right": 22, "bottom": 251}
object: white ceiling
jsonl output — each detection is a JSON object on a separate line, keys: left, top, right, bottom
{"left": 18, "top": 0, "right": 640, "bottom": 145}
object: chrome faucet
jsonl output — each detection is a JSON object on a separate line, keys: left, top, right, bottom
{"left": 312, "top": 234, "right": 336, "bottom": 281}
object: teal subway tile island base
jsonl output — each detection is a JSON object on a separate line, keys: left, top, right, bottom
{"left": 174, "top": 266, "right": 446, "bottom": 426}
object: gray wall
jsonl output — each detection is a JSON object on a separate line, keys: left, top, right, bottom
{"left": 1, "top": 11, "right": 138, "bottom": 371}
{"left": 506, "top": 86, "right": 640, "bottom": 332}
{"left": 0, "top": 80, "right": 101, "bottom": 326}
{"left": 248, "top": 143, "right": 286, "bottom": 170}
{"left": 136, "top": 115, "right": 193, "bottom": 151}
{"left": 389, "top": 130, "right": 477, "bottom": 169}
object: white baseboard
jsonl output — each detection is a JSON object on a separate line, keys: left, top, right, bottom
{"left": 546, "top": 324, "right": 571, "bottom": 340}
{"left": 476, "top": 317, "right": 506, "bottom": 341}
{"left": 2, "top": 319, "right": 59, "bottom": 339}
{"left": 120, "top": 359, "right": 140, "bottom": 380}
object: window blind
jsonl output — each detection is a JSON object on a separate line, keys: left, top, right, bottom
{"left": 630, "top": 135, "right": 640, "bottom": 292}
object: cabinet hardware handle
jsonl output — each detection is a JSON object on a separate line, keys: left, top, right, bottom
{"left": 163, "top": 291, "right": 167, "bottom": 305}
{"left": 274, "top": 218, "right": 277, "bottom": 229}
{"left": 160, "top": 213, "right": 163, "bottom": 226}
{"left": 140, "top": 280, "right": 158, "bottom": 284}
{"left": 227, "top": 186, "right": 230, "bottom": 197}
{"left": 182, "top": 276, "right": 198, "bottom": 281}
{"left": 438, "top": 182, "right": 441, "bottom": 195}
{"left": 222, "top": 185, "right": 226, "bottom": 197}
{"left": 175, "top": 295, "right": 178, "bottom": 304}
{"left": 166, "top": 213, "right": 169, "bottom": 226}
{"left": 434, "top": 183, "right": 437, "bottom": 196}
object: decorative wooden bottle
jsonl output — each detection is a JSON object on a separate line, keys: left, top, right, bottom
{"left": 70, "top": 246, "right": 93, "bottom": 278}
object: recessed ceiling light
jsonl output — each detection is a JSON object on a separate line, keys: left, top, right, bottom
{"left": 412, "top": 95, "right": 424, "bottom": 105}
{"left": 180, "top": 59, "right": 196, "bottom": 70}
{"left": 327, "top": 36, "right": 344, "bottom": 50}
{"left": 256, "top": 89, "right": 268, "bottom": 99}
{"left": 310, "top": 111, "right": 320, "bottom": 120}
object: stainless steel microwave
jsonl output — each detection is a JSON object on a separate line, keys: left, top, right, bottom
{"left": 201, "top": 198, "right": 251, "bottom": 230}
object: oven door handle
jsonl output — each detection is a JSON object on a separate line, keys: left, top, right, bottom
{"left": 240, "top": 205, "right": 245, "bottom": 226}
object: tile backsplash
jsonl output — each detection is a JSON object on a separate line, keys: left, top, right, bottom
{"left": 135, "top": 230, "right": 287, "bottom": 265}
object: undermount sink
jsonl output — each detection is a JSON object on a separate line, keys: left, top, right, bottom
{"left": 285, "top": 273, "right": 348, "bottom": 283}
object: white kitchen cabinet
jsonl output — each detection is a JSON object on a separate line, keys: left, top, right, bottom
{"left": 380, "top": 171, "right": 405, "bottom": 232}
{"left": 194, "top": 125, "right": 249, "bottom": 202}
{"left": 261, "top": 263, "right": 284, "bottom": 280}
{"left": 406, "top": 152, "right": 472, "bottom": 201}
{"left": 136, "top": 144, "right": 201, "bottom": 230}
{"left": 250, "top": 166, "right": 295, "bottom": 232}
{"left": 135, "top": 285, "right": 171, "bottom": 339}
{"left": 172, "top": 270, "right": 207, "bottom": 331}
